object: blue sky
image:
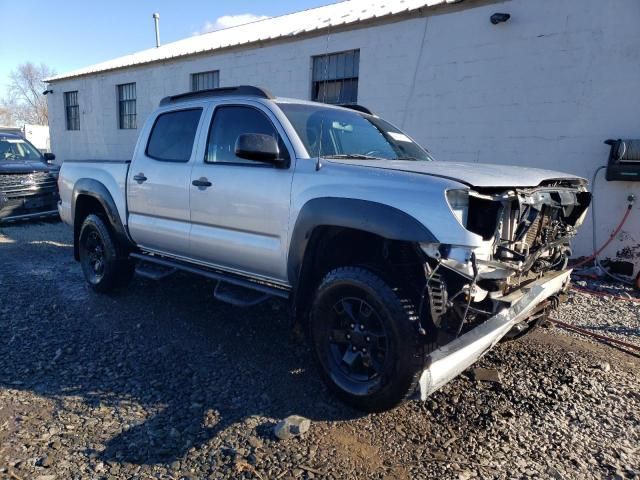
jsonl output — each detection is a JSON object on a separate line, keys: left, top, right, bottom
{"left": 0, "top": 0, "right": 331, "bottom": 96}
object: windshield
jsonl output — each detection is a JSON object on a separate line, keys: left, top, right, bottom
{"left": 277, "top": 103, "right": 433, "bottom": 161}
{"left": 0, "top": 137, "right": 43, "bottom": 161}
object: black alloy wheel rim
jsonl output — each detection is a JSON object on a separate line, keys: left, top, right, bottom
{"left": 83, "top": 230, "right": 106, "bottom": 281}
{"left": 326, "top": 296, "right": 390, "bottom": 393}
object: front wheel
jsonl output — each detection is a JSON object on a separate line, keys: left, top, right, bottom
{"left": 309, "top": 267, "right": 426, "bottom": 412}
{"left": 78, "top": 214, "right": 134, "bottom": 293}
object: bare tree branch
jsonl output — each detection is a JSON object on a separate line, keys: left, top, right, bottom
{"left": 1, "top": 62, "right": 55, "bottom": 126}
{"left": 0, "top": 104, "right": 14, "bottom": 125}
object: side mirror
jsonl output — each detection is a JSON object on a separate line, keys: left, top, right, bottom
{"left": 235, "top": 133, "right": 283, "bottom": 165}
{"left": 43, "top": 152, "right": 56, "bottom": 163}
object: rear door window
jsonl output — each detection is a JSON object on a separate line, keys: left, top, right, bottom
{"left": 146, "top": 109, "right": 202, "bottom": 162}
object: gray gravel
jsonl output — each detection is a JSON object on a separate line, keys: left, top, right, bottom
{"left": 556, "top": 278, "right": 640, "bottom": 347}
{"left": 1, "top": 220, "right": 639, "bottom": 480}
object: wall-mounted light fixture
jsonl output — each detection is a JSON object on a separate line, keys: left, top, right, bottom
{"left": 42, "top": 89, "right": 54, "bottom": 95}
{"left": 490, "top": 13, "right": 511, "bottom": 25}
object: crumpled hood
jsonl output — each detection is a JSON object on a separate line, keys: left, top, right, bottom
{"left": 0, "top": 159, "right": 58, "bottom": 174}
{"left": 326, "top": 159, "right": 584, "bottom": 188}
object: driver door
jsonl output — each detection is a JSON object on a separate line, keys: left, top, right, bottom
{"left": 189, "top": 102, "right": 294, "bottom": 283}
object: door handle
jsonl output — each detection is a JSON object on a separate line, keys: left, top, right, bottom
{"left": 192, "top": 177, "right": 212, "bottom": 188}
{"left": 133, "top": 173, "right": 147, "bottom": 184}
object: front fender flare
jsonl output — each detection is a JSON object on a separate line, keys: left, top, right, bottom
{"left": 287, "top": 197, "right": 437, "bottom": 285}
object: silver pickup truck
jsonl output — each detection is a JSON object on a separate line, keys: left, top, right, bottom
{"left": 58, "top": 86, "right": 591, "bottom": 412}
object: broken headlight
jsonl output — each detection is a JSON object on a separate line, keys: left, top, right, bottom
{"left": 446, "top": 189, "right": 469, "bottom": 227}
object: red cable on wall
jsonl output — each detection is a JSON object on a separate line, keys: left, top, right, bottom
{"left": 570, "top": 204, "right": 633, "bottom": 269}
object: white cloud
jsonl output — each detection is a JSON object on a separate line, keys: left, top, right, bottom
{"left": 194, "top": 14, "right": 270, "bottom": 35}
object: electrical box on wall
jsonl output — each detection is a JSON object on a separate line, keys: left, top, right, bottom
{"left": 605, "top": 139, "right": 640, "bottom": 181}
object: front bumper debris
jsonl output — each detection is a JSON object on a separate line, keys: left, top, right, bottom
{"left": 418, "top": 269, "right": 571, "bottom": 400}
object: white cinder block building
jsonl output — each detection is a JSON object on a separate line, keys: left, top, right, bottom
{"left": 45, "top": 0, "right": 640, "bottom": 272}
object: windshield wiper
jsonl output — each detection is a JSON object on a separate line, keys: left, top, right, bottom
{"left": 324, "top": 154, "right": 385, "bottom": 160}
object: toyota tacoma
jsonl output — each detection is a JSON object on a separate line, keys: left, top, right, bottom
{"left": 57, "top": 86, "right": 591, "bottom": 412}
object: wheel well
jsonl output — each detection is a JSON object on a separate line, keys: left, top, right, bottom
{"left": 73, "top": 195, "right": 108, "bottom": 260}
{"left": 293, "top": 226, "right": 426, "bottom": 324}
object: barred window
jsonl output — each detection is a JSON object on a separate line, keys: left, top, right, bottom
{"left": 64, "top": 91, "right": 80, "bottom": 131}
{"left": 312, "top": 50, "right": 360, "bottom": 105}
{"left": 191, "top": 70, "right": 219, "bottom": 92}
{"left": 118, "top": 83, "right": 137, "bottom": 129}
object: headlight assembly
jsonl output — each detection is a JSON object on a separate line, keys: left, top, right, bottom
{"left": 446, "top": 189, "right": 469, "bottom": 227}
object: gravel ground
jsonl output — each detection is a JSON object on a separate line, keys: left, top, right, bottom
{"left": 556, "top": 278, "right": 640, "bottom": 348}
{"left": 1, "top": 220, "right": 638, "bottom": 480}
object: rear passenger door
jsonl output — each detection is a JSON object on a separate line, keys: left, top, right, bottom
{"left": 189, "top": 103, "right": 294, "bottom": 283}
{"left": 127, "top": 108, "right": 204, "bottom": 258}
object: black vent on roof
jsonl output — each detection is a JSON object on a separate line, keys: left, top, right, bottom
{"left": 160, "top": 86, "right": 274, "bottom": 106}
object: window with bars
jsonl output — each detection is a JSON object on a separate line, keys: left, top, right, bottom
{"left": 117, "top": 83, "right": 137, "bottom": 129}
{"left": 64, "top": 91, "right": 80, "bottom": 131}
{"left": 312, "top": 50, "right": 360, "bottom": 105}
{"left": 191, "top": 70, "right": 220, "bottom": 92}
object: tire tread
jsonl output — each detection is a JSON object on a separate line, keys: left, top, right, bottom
{"left": 311, "top": 266, "right": 433, "bottom": 412}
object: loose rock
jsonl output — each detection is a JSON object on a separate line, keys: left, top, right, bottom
{"left": 472, "top": 367, "right": 502, "bottom": 384}
{"left": 274, "top": 415, "right": 311, "bottom": 440}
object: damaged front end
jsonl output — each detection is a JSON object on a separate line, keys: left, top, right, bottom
{"left": 416, "top": 180, "right": 591, "bottom": 398}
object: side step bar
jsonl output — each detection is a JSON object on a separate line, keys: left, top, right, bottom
{"left": 135, "top": 262, "right": 177, "bottom": 281}
{"left": 213, "top": 281, "right": 270, "bottom": 307}
{"left": 130, "top": 252, "right": 290, "bottom": 300}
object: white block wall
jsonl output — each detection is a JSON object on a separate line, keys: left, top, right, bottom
{"left": 48, "top": 0, "right": 640, "bottom": 268}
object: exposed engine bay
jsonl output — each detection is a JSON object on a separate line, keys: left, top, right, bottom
{"left": 419, "top": 180, "right": 592, "bottom": 342}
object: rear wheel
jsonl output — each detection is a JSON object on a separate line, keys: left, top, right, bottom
{"left": 309, "top": 267, "right": 426, "bottom": 412}
{"left": 78, "top": 214, "right": 133, "bottom": 293}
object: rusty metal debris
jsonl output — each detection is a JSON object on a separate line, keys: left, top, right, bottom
{"left": 547, "top": 317, "right": 640, "bottom": 355}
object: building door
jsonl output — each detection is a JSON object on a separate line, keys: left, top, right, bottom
{"left": 189, "top": 103, "right": 294, "bottom": 284}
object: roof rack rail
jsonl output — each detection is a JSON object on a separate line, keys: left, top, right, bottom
{"left": 160, "top": 85, "right": 274, "bottom": 106}
{"left": 337, "top": 104, "right": 375, "bottom": 115}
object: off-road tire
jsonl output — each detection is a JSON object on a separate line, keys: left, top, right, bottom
{"left": 78, "top": 214, "right": 134, "bottom": 293}
{"left": 309, "top": 266, "right": 427, "bottom": 412}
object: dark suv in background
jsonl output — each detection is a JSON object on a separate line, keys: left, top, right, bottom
{"left": 0, "top": 132, "right": 59, "bottom": 223}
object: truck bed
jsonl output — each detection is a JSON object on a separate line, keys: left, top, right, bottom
{"left": 57, "top": 160, "right": 131, "bottom": 227}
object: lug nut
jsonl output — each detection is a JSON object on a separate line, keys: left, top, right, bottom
{"left": 346, "top": 334, "right": 351, "bottom": 340}
{"left": 350, "top": 323, "right": 355, "bottom": 329}
{"left": 365, "top": 336, "right": 371, "bottom": 342}
{"left": 359, "top": 324, "right": 365, "bottom": 331}
{"left": 361, "top": 348, "right": 367, "bottom": 353}
{"left": 352, "top": 346, "right": 357, "bottom": 352}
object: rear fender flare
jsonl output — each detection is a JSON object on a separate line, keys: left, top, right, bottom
{"left": 72, "top": 178, "right": 133, "bottom": 259}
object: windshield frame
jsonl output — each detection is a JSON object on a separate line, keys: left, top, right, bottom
{"left": 0, "top": 136, "right": 45, "bottom": 162}
{"left": 275, "top": 101, "right": 434, "bottom": 162}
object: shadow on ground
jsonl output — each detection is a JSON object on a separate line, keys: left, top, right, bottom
{"left": 0, "top": 222, "right": 363, "bottom": 466}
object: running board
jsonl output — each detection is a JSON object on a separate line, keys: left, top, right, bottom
{"left": 129, "top": 252, "right": 289, "bottom": 300}
{"left": 214, "top": 281, "right": 270, "bottom": 307}
{"left": 135, "top": 262, "right": 177, "bottom": 281}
